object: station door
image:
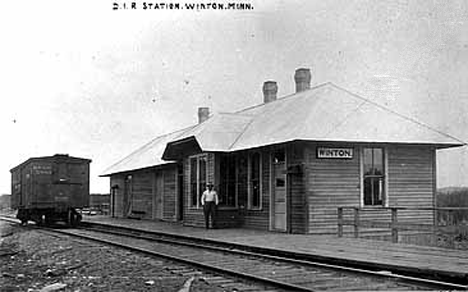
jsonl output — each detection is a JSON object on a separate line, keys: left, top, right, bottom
{"left": 272, "top": 150, "right": 287, "bottom": 231}
{"left": 153, "top": 172, "right": 164, "bottom": 220}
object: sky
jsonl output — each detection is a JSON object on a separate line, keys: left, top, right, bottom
{"left": 0, "top": 0, "right": 467, "bottom": 194}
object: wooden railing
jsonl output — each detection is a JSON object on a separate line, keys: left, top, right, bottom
{"left": 337, "top": 206, "right": 468, "bottom": 244}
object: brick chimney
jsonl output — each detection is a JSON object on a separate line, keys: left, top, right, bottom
{"left": 198, "top": 107, "right": 210, "bottom": 124}
{"left": 262, "top": 81, "right": 278, "bottom": 103}
{"left": 294, "top": 68, "right": 311, "bottom": 93}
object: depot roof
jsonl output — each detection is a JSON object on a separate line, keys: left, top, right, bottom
{"left": 103, "top": 82, "right": 465, "bottom": 175}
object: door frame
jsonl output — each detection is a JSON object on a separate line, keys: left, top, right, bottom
{"left": 124, "top": 175, "right": 133, "bottom": 217}
{"left": 269, "top": 147, "right": 288, "bottom": 232}
{"left": 152, "top": 171, "right": 164, "bottom": 220}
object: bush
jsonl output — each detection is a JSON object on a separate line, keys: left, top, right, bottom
{"left": 436, "top": 187, "right": 468, "bottom": 225}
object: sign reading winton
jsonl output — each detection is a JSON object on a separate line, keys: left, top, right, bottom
{"left": 317, "top": 147, "right": 353, "bottom": 159}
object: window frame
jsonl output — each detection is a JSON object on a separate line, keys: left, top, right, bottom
{"left": 360, "top": 147, "right": 388, "bottom": 207}
{"left": 189, "top": 154, "right": 208, "bottom": 209}
{"left": 218, "top": 154, "right": 238, "bottom": 209}
{"left": 247, "top": 151, "right": 262, "bottom": 210}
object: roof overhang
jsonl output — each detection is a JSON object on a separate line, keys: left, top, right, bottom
{"left": 10, "top": 155, "right": 92, "bottom": 173}
{"left": 99, "top": 161, "right": 178, "bottom": 177}
{"left": 162, "top": 136, "right": 203, "bottom": 160}
{"left": 295, "top": 139, "right": 466, "bottom": 150}
{"left": 230, "top": 138, "right": 466, "bottom": 153}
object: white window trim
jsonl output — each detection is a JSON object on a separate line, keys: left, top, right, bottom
{"left": 360, "top": 147, "right": 388, "bottom": 208}
{"left": 247, "top": 151, "right": 263, "bottom": 210}
{"left": 189, "top": 154, "right": 207, "bottom": 209}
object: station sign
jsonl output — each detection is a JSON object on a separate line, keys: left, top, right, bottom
{"left": 317, "top": 147, "right": 353, "bottom": 159}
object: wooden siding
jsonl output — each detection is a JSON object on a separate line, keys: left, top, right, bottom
{"left": 162, "top": 167, "right": 177, "bottom": 221}
{"left": 182, "top": 143, "right": 303, "bottom": 232}
{"left": 110, "top": 175, "right": 125, "bottom": 218}
{"left": 306, "top": 143, "right": 361, "bottom": 234}
{"left": 109, "top": 165, "right": 178, "bottom": 222}
{"left": 130, "top": 170, "right": 153, "bottom": 219}
{"left": 182, "top": 143, "right": 304, "bottom": 232}
{"left": 287, "top": 142, "right": 307, "bottom": 233}
{"left": 11, "top": 157, "right": 90, "bottom": 210}
{"left": 305, "top": 143, "right": 436, "bottom": 235}
{"left": 387, "top": 146, "right": 435, "bottom": 224}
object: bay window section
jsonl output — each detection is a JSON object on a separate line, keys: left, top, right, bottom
{"left": 189, "top": 155, "right": 207, "bottom": 208}
{"left": 219, "top": 154, "right": 237, "bottom": 207}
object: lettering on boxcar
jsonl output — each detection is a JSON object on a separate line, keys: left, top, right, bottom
{"left": 33, "top": 165, "right": 52, "bottom": 175}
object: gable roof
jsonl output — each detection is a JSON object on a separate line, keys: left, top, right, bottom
{"left": 170, "top": 112, "right": 253, "bottom": 152}
{"left": 103, "top": 82, "right": 465, "bottom": 175}
{"left": 228, "top": 83, "right": 465, "bottom": 151}
{"left": 165, "top": 83, "right": 464, "bottom": 154}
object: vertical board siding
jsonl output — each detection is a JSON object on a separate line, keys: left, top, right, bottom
{"left": 11, "top": 157, "right": 90, "bottom": 210}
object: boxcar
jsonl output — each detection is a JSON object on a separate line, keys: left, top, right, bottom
{"left": 10, "top": 154, "right": 91, "bottom": 226}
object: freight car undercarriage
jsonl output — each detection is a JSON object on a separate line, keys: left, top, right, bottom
{"left": 17, "top": 207, "right": 82, "bottom": 227}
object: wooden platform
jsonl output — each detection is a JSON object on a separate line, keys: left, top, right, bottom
{"left": 83, "top": 216, "right": 468, "bottom": 283}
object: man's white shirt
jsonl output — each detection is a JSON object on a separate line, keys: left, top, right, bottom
{"left": 201, "top": 190, "right": 219, "bottom": 205}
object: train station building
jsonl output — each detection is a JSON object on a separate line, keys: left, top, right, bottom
{"left": 101, "top": 68, "right": 465, "bottom": 234}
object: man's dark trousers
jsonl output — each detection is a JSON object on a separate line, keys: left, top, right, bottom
{"left": 203, "top": 201, "right": 216, "bottom": 229}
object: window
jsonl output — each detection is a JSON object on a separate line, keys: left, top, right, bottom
{"left": 219, "top": 154, "right": 237, "bottom": 207}
{"left": 363, "top": 148, "right": 385, "bottom": 206}
{"left": 189, "top": 155, "right": 207, "bottom": 208}
{"left": 248, "top": 152, "right": 262, "bottom": 209}
{"left": 276, "top": 178, "right": 285, "bottom": 187}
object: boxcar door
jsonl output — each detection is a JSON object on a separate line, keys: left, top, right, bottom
{"left": 272, "top": 149, "right": 287, "bottom": 232}
{"left": 153, "top": 172, "right": 164, "bottom": 220}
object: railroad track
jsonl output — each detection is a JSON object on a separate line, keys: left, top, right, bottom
{"left": 2, "top": 216, "right": 466, "bottom": 291}
{"left": 1, "top": 216, "right": 277, "bottom": 292}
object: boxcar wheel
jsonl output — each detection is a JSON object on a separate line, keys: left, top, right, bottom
{"left": 17, "top": 210, "right": 29, "bottom": 226}
{"left": 44, "top": 215, "right": 53, "bottom": 226}
{"left": 69, "top": 210, "right": 81, "bottom": 227}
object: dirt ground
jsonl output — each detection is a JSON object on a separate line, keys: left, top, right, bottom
{"left": 0, "top": 221, "right": 225, "bottom": 292}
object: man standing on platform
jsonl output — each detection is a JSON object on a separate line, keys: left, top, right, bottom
{"left": 201, "top": 182, "right": 219, "bottom": 229}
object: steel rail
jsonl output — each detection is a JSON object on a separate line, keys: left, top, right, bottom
{"left": 82, "top": 224, "right": 467, "bottom": 290}
{"left": 1, "top": 216, "right": 311, "bottom": 291}
{"left": 2, "top": 216, "right": 466, "bottom": 291}
{"left": 80, "top": 220, "right": 468, "bottom": 285}
{"left": 38, "top": 228, "right": 315, "bottom": 291}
